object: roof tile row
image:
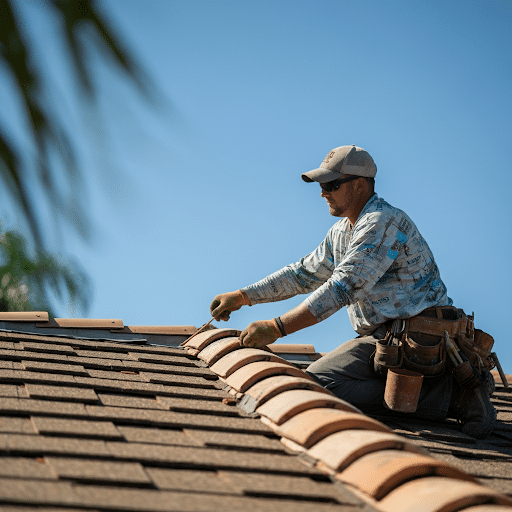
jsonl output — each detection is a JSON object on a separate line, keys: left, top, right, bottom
{"left": 183, "top": 327, "right": 512, "bottom": 512}
{"left": 0, "top": 316, "right": 510, "bottom": 512}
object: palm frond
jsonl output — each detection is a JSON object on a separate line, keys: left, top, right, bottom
{"left": 0, "top": 227, "right": 91, "bottom": 315}
{"left": 0, "top": 0, "right": 160, "bottom": 251}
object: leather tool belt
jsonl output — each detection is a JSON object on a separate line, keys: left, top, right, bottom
{"left": 373, "top": 306, "right": 495, "bottom": 388}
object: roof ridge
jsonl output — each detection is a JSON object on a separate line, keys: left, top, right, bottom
{"left": 182, "top": 329, "right": 512, "bottom": 512}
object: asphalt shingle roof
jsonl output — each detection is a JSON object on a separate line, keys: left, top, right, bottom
{"left": 0, "top": 314, "right": 510, "bottom": 512}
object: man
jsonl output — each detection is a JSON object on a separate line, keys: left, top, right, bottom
{"left": 210, "top": 145, "right": 496, "bottom": 438}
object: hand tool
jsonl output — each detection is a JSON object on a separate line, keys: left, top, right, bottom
{"left": 492, "top": 352, "right": 510, "bottom": 389}
{"left": 180, "top": 318, "right": 215, "bottom": 346}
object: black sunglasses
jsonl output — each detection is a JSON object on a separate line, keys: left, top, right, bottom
{"left": 320, "top": 175, "right": 360, "bottom": 193}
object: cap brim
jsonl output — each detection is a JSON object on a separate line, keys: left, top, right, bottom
{"left": 301, "top": 167, "right": 344, "bottom": 183}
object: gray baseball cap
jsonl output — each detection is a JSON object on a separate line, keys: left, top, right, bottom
{"left": 302, "top": 145, "right": 377, "bottom": 183}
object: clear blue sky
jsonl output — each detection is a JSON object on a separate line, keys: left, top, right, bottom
{"left": 8, "top": 1, "right": 512, "bottom": 371}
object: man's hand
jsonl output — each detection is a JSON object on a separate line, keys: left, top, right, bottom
{"left": 239, "top": 319, "right": 281, "bottom": 349}
{"left": 210, "top": 290, "right": 251, "bottom": 321}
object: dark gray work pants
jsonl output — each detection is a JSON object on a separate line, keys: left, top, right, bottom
{"left": 305, "top": 329, "right": 453, "bottom": 421}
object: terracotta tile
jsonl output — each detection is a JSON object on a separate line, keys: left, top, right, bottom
{"left": 337, "top": 449, "right": 475, "bottom": 500}
{"left": 117, "top": 425, "right": 203, "bottom": 446}
{"left": 210, "top": 348, "right": 295, "bottom": 379}
{"left": 21, "top": 360, "right": 88, "bottom": 376}
{"left": 146, "top": 467, "right": 238, "bottom": 494}
{"left": 46, "top": 457, "right": 150, "bottom": 484}
{"left": 308, "top": 428, "right": 427, "bottom": 472}
{"left": 25, "top": 384, "right": 98, "bottom": 403}
{"left": 5, "top": 325, "right": 510, "bottom": 510}
{"left": 238, "top": 374, "right": 333, "bottom": 413}
{"left": 378, "top": 476, "right": 512, "bottom": 512}
{"left": 225, "top": 361, "right": 315, "bottom": 393}
{"left": 4, "top": 433, "right": 111, "bottom": 457}
{"left": 31, "top": 416, "right": 123, "bottom": 439}
{"left": 197, "top": 336, "right": 242, "bottom": 365}
{"left": 256, "top": 389, "right": 361, "bottom": 425}
{"left": 0, "top": 417, "right": 37, "bottom": 434}
{"left": 98, "top": 393, "right": 169, "bottom": 410}
{"left": 183, "top": 429, "right": 285, "bottom": 452}
{"left": 0, "top": 456, "right": 57, "bottom": 479}
{"left": 182, "top": 328, "right": 241, "bottom": 351}
{"left": 276, "top": 408, "right": 391, "bottom": 448}
{"left": 156, "top": 396, "right": 240, "bottom": 416}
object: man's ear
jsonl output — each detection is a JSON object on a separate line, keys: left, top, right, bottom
{"left": 354, "top": 176, "right": 367, "bottom": 195}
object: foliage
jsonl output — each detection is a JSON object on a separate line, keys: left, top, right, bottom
{"left": 0, "top": 227, "right": 90, "bottom": 315}
{"left": 0, "top": 0, "right": 160, "bottom": 315}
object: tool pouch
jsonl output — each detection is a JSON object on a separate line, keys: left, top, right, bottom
{"left": 452, "top": 359, "right": 481, "bottom": 389}
{"left": 457, "top": 329, "right": 495, "bottom": 372}
{"left": 373, "top": 308, "right": 497, "bottom": 386}
{"left": 373, "top": 339, "right": 403, "bottom": 376}
{"left": 402, "top": 331, "right": 446, "bottom": 377}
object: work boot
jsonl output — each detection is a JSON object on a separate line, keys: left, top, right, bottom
{"left": 482, "top": 369, "right": 496, "bottom": 396}
{"left": 448, "top": 377, "right": 497, "bottom": 439}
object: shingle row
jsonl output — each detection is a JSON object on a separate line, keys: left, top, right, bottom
{"left": 183, "top": 328, "right": 512, "bottom": 512}
{"left": 1, "top": 322, "right": 364, "bottom": 511}
{"left": 0, "top": 317, "right": 510, "bottom": 512}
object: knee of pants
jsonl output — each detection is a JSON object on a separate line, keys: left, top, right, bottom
{"left": 306, "top": 337, "right": 378, "bottom": 383}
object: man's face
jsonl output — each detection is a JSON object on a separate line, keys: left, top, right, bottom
{"left": 320, "top": 176, "right": 358, "bottom": 218}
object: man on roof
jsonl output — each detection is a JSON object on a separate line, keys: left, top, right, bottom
{"left": 210, "top": 145, "right": 496, "bottom": 439}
